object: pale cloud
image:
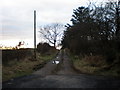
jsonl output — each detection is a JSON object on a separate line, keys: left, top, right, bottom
{"left": 0, "top": 0, "right": 105, "bottom": 47}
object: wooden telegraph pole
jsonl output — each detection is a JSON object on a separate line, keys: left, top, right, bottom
{"left": 34, "top": 10, "right": 36, "bottom": 60}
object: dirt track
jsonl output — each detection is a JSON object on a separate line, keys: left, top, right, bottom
{"left": 56, "top": 49, "right": 78, "bottom": 75}
{"left": 2, "top": 50, "right": 120, "bottom": 88}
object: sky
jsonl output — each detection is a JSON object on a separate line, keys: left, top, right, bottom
{"left": 0, "top": 0, "right": 108, "bottom": 48}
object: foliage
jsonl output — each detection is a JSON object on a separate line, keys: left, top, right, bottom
{"left": 62, "top": 1, "right": 120, "bottom": 63}
{"left": 2, "top": 49, "right": 33, "bottom": 65}
{"left": 37, "top": 42, "right": 56, "bottom": 54}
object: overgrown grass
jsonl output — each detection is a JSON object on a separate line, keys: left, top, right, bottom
{"left": 70, "top": 53, "right": 120, "bottom": 77}
{"left": 2, "top": 51, "right": 57, "bottom": 82}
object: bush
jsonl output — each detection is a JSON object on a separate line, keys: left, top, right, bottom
{"left": 37, "top": 43, "right": 56, "bottom": 54}
{"left": 83, "top": 55, "right": 106, "bottom": 67}
{"left": 2, "top": 49, "right": 33, "bottom": 65}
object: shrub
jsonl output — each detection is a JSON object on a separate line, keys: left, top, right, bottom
{"left": 2, "top": 49, "right": 32, "bottom": 65}
{"left": 83, "top": 55, "right": 106, "bottom": 67}
{"left": 37, "top": 43, "right": 56, "bottom": 54}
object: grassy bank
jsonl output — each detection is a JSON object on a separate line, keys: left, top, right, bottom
{"left": 69, "top": 52, "right": 120, "bottom": 77}
{"left": 2, "top": 51, "right": 58, "bottom": 82}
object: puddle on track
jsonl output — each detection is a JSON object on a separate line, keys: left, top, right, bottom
{"left": 52, "top": 60, "right": 60, "bottom": 64}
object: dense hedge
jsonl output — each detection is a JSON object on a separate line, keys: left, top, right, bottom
{"left": 2, "top": 49, "right": 33, "bottom": 64}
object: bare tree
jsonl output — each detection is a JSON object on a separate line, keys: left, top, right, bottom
{"left": 39, "top": 23, "right": 64, "bottom": 48}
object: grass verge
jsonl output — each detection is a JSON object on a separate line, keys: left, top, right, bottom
{"left": 2, "top": 51, "right": 57, "bottom": 82}
{"left": 70, "top": 53, "right": 120, "bottom": 77}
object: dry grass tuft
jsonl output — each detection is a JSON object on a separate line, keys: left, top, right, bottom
{"left": 83, "top": 55, "right": 106, "bottom": 67}
{"left": 72, "top": 55, "right": 120, "bottom": 77}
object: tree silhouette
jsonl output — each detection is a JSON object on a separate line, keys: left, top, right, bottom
{"left": 39, "top": 23, "right": 64, "bottom": 48}
{"left": 62, "top": 1, "right": 120, "bottom": 63}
